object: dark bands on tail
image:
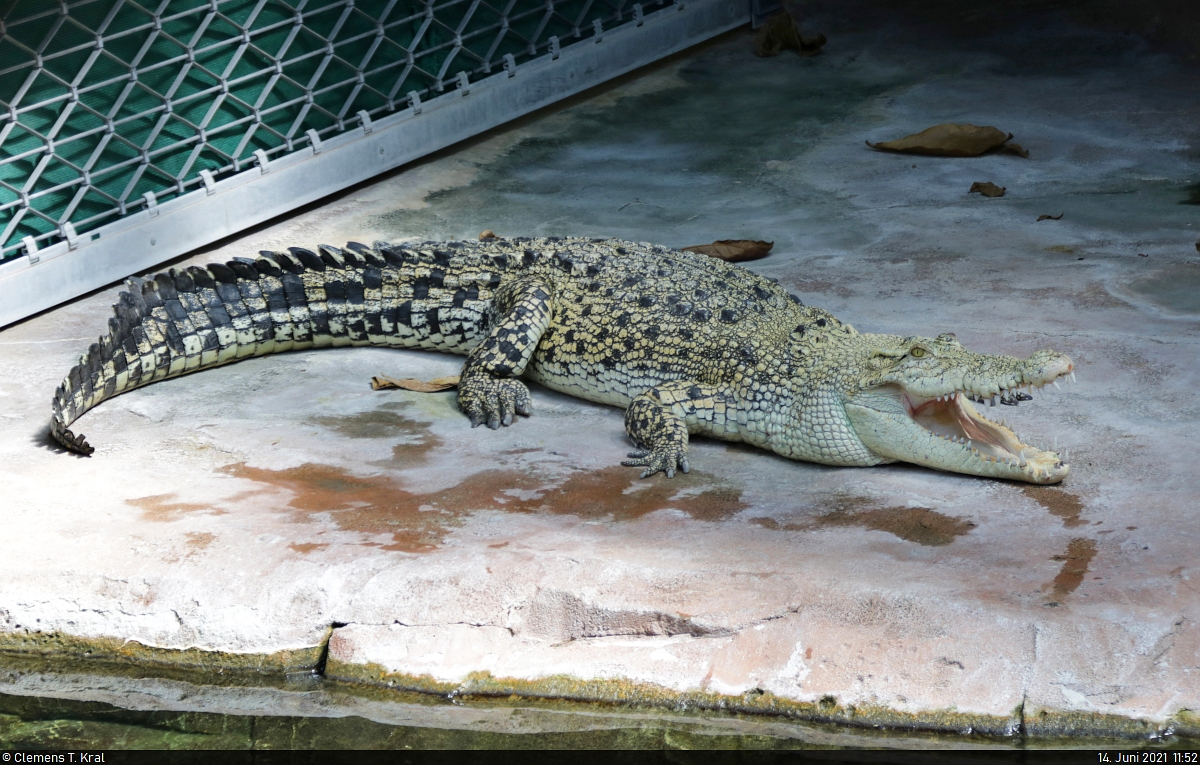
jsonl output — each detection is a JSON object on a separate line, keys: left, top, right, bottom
{"left": 50, "top": 240, "right": 505, "bottom": 455}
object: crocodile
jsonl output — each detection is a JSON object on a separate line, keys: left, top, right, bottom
{"left": 49, "top": 236, "right": 1075, "bottom": 484}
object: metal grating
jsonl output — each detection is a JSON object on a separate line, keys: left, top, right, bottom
{"left": 0, "top": 0, "right": 674, "bottom": 262}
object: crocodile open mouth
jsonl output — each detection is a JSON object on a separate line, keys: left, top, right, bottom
{"left": 901, "top": 373, "right": 1075, "bottom": 480}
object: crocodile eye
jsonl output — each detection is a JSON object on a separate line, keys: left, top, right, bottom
{"left": 910, "top": 347, "right": 926, "bottom": 358}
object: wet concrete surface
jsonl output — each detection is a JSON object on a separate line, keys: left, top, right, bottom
{"left": 6, "top": 657, "right": 1122, "bottom": 751}
{"left": 1, "top": 3, "right": 1199, "bottom": 740}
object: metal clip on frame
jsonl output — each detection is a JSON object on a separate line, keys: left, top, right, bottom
{"left": 62, "top": 222, "right": 80, "bottom": 250}
{"left": 23, "top": 236, "right": 39, "bottom": 264}
{"left": 306, "top": 128, "right": 323, "bottom": 154}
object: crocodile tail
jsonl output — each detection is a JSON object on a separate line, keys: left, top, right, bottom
{"left": 49, "top": 241, "right": 500, "bottom": 455}
{"left": 50, "top": 275, "right": 155, "bottom": 455}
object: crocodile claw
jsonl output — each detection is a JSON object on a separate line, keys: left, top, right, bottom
{"left": 622, "top": 447, "right": 690, "bottom": 479}
{"left": 458, "top": 377, "right": 533, "bottom": 430}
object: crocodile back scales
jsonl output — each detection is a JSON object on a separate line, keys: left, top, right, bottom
{"left": 50, "top": 236, "right": 815, "bottom": 455}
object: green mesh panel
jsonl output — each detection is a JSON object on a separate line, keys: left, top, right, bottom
{"left": 0, "top": 0, "right": 671, "bottom": 261}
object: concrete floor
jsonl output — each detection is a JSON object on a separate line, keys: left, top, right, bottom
{"left": 1, "top": 5, "right": 1198, "bottom": 740}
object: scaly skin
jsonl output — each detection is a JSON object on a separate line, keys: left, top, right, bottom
{"left": 49, "top": 237, "right": 1074, "bottom": 483}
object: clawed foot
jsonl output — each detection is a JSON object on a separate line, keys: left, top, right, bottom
{"left": 622, "top": 447, "right": 690, "bottom": 479}
{"left": 457, "top": 377, "right": 533, "bottom": 429}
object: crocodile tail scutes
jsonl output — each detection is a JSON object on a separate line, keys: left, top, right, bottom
{"left": 49, "top": 241, "right": 500, "bottom": 455}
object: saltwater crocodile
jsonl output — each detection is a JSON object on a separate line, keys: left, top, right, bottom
{"left": 49, "top": 236, "right": 1075, "bottom": 483}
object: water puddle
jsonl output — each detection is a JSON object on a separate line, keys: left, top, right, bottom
{"left": 535, "top": 466, "right": 746, "bottom": 522}
{"left": 1122, "top": 263, "right": 1200, "bottom": 315}
{"left": 1044, "top": 538, "right": 1099, "bottom": 605}
{"left": 1021, "top": 486, "right": 1086, "bottom": 528}
{"left": 753, "top": 496, "right": 974, "bottom": 546}
{"left": 310, "top": 403, "right": 444, "bottom": 463}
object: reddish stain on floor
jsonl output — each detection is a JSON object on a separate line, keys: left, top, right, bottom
{"left": 129, "top": 493, "right": 222, "bottom": 522}
{"left": 220, "top": 463, "right": 464, "bottom": 553}
{"left": 288, "top": 542, "right": 329, "bottom": 554}
{"left": 220, "top": 462, "right": 746, "bottom": 553}
{"left": 186, "top": 532, "right": 215, "bottom": 549}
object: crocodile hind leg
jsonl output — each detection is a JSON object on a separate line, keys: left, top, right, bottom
{"left": 457, "top": 279, "right": 554, "bottom": 429}
{"left": 622, "top": 381, "right": 736, "bottom": 478}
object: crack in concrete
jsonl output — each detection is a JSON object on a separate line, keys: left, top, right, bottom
{"left": 524, "top": 590, "right": 734, "bottom": 643}
{"left": 392, "top": 620, "right": 516, "bottom": 637}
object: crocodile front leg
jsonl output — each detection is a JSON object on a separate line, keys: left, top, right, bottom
{"left": 622, "top": 381, "right": 737, "bottom": 478}
{"left": 457, "top": 279, "right": 553, "bottom": 429}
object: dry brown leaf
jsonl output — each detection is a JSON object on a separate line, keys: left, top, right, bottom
{"left": 866, "top": 124, "right": 1023, "bottom": 158}
{"left": 681, "top": 240, "right": 774, "bottom": 262}
{"left": 754, "top": 12, "right": 826, "bottom": 58}
{"left": 1037, "top": 213, "right": 1064, "bottom": 221}
{"left": 969, "top": 181, "right": 1006, "bottom": 198}
{"left": 479, "top": 230, "right": 496, "bottom": 240}
{"left": 1003, "top": 143, "right": 1030, "bottom": 158}
{"left": 371, "top": 375, "right": 460, "bottom": 392}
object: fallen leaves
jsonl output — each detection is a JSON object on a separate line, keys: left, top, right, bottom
{"left": 867, "top": 124, "right": 1029, "bottom": 158}
{"left": 371, "top": 375, "right": 460, "bottom": 392}
{"left": 969, "top": 182, "right": 1006, "bottom": 198}
{"left": 681, "top": 240, "right": 774, "bottom": 262}
{"left": 754, "top": 12, "right": 826, "bottom": 57}
{"left": 1038, "top": 213, "right": 1064, "bottom": 221}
